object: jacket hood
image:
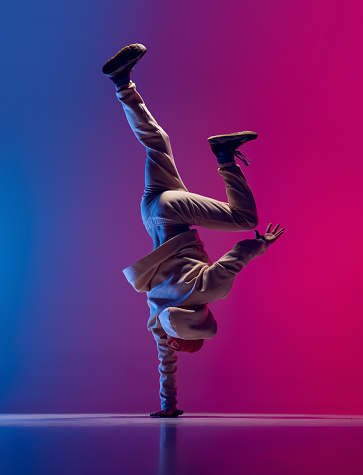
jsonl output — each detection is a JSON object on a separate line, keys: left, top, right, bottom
{"left": 123, "top": 229, "right": 201, "bottom": 292}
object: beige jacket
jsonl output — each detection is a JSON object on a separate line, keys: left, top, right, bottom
{"left": 123, "top": 229, "right": 266, "bottom": 409}
{"left": 124, "top": 229, "right": 266, "bottom": 337}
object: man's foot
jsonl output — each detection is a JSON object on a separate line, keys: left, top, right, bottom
{"left": 207, "top": 131, "right": 258, "bottom": 166}
{"left": 150, "top": 408, "right": 184, "bottom": 418}
{"left": 207, "top": 131, "right": 258, "bottom": 146}
{"left": 102, "top": 44, "right": 147, "bottom": 83}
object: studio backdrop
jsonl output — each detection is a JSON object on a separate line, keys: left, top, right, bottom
{"left": 1, "top": 0, "right": 362, "bottom": 413}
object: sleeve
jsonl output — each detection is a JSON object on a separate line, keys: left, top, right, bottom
{"left": 151, "top": 325, "right": 179, "bottom": 410}
{"left": 214, "top": 238, "right": 267, "bottom": 274}
{"left": 188, "top": 238, "right": 267, "bottom": 302}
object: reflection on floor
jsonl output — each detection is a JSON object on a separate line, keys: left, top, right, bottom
{"left": 0, "top": 414, "right": 362, "bottom": 474}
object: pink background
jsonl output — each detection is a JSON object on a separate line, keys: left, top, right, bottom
{"left": 1, "top": 0, "right": 362, "bottom": 413}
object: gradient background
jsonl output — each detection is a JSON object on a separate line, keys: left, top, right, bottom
{"left": 1, "top": 0, "right": 362, "bottom": 414}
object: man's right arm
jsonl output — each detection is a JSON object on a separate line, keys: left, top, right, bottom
{"left": 151, "top": 325, "right": 179, "bottom": 411}
{"left": 186, "top": 223, "right": 285, "bottom": 303}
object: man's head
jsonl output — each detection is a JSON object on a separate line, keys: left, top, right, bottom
{"left": 166, "top": 337, "right": 204, "bottom": 353}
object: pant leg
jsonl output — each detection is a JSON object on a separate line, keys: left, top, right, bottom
{"left": 116, "top": 81, "right": 258, "bottom": 233}
{"left": 116, "top": 81, "right": 188, "bottom": 195}
{"left": 143, "top": 163, "right": 259, "bottom": 233}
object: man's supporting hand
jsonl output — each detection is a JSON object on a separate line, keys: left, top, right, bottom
{"left": 254, "top": 223, "right": 285, "bottom": 247}
{"left": 150, "top": 408, "right": 184, "bottom": 418}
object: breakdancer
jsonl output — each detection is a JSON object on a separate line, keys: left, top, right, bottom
{"left": 102, "top": 44, "right": 284, "bottom": 418}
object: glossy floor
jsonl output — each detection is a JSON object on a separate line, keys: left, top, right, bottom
{"left": 0, "top": 414, "right": 362, "bottom": 474}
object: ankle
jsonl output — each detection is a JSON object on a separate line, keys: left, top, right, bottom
{"left": 216, "top": 151, "right": 235, "bottom": 164}
{"left": 112, "top": 75, "right": 131, "bottom": 86}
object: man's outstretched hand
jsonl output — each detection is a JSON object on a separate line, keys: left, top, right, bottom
{"left": 254, "top": 223, "right": 285, "bottom": 247}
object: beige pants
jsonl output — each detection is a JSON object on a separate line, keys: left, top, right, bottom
{"left": 116, "top": 82, "right": 259, "bottom": 239}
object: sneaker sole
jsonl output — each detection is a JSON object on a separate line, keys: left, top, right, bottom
{"left": 102, "top": 44, "right": 147, "bottom": 76}
{"left": 207, "top": 131, "right": 258, "bottom": 145}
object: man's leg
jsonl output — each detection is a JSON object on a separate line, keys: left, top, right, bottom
{"left": 142, "top": 162, "right": 259, "bottom": 234}
{"left": 116, "top": 81, "right": 188, "bottom": 196}
{"left": 104, "top": 44, "right": 258, "bottom": 236}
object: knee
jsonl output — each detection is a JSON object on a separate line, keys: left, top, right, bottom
{"left": 247, "top": 214, "right": 259, "bottom": 230}
{"left": 237, "top": 212, "right": 258, "bottom": 231}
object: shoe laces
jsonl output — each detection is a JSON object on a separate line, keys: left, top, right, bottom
{"left": 234, "top": 150, "right": 251, "bottom": 166}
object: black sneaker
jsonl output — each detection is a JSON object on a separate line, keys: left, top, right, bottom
{"left": 207, "top": 131, "right": 258, "bottom": 166}
{"left": 102, "top": 44, "right": 147, "bottom": 81}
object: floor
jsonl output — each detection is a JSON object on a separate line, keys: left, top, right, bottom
{"left": 0, "top": 414, "right": 362, "bottom": 474}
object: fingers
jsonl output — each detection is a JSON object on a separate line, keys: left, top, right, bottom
{"left": 274, "top": 228, "right": 285, "bottom": 239}
{"left": 272, "top": 224, "right": 280, "bottom": 234}
{"left": 266, "top": 223, "right": 284, "bottom": 235}
{"left": 260, "top": 223, "right": 285, "bottom": 241}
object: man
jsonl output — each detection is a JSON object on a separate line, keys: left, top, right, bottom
{"left": 102, "top": 44, "right": 284, "bottom": 417}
